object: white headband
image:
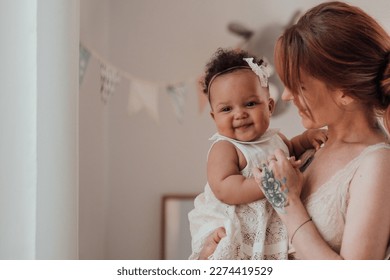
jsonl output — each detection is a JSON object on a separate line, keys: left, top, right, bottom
{"left": 206, "top": 57, "right": 271, "bottom": 97}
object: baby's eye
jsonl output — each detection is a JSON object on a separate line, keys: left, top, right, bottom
{"left": 220, "top": 106, "right": 232, "bottom": 112}
{"left": 246, "top": 101, "right": 257, "bottom": 107}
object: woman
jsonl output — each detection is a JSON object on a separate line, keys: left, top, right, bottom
{"left": 199, "top": 1, "right": 390, "bottom": 260}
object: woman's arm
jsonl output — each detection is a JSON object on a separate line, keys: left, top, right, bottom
{"left": 340, "top": 149, "right": 390, "bottom": 259}
{"left": 207, "top": 140, "right": 264, "bottom": 205}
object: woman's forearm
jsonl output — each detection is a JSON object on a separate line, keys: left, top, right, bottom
{"left": 254, "top": 160, "right": 342, "bottom": 259}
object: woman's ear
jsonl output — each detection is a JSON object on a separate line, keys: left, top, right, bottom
{"left": 337, "top": 91, "right": 354, "bottom": 106}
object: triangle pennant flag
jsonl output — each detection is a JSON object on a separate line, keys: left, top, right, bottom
{"left": 79, "top": 44, "right": 91, "bottom": 86}
{"left": 100, "top": 63, "right": 121, "bottom": 103}
{"left": 128, "top": 78, "right": 159, "bottom": 123}
{"left": 166, "top": 83, "right": 187, "bottom": 123}
{"left": 128, "top": 86, "right": 143, "bottom": 114}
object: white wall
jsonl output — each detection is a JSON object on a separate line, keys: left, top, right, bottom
{"left": 36, "top": 0, "right": 79, "bottom": 259}
{"left": 0, "top": 0, "right": 79, "bottom": 259}
{"left": 79, "top": 0, "right": 390, "bottom": 259}
{"left": 0, "top": 0, "right": 37, "bottom": 259}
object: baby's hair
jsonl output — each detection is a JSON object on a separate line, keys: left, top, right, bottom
{"left": 202, "top": 48, "right": 264, "bottom": 96}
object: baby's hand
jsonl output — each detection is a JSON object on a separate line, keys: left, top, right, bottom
{"left": 304, "top": 128, "right": 328, "bottom": 150}
{"left": 287, "top": 156, "right": 302, "bottom": 168}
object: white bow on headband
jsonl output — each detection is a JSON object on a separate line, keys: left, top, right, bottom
{"left": 243, "top": 57, "right": 272, "bottom": 87}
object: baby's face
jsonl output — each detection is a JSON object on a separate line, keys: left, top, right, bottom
{"left": 209, "top": 69, "right": 274, "bottom": 142}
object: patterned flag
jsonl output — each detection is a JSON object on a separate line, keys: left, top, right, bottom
{"left": 100, "top": 63, "right": 121, "bottom": 103}
{"left": 166, "top": 83, "right": 187, "bottom": 123}
{"left": 79, "top": 44, "right": 91, "bottom": 86}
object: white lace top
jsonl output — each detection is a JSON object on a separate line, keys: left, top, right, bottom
{"left": 188, "top": 129, "right": 290, "bottom": 260}
{"left": 289, "top": 143, "right": 390, "bottom": 259}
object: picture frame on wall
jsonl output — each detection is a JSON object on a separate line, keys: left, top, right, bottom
{"left": 160, "top": 194, "right": 197, "bottom": 260}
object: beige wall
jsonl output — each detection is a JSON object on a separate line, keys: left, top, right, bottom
{"left": 79, "top": 0, "right": 390, "bottom": 259}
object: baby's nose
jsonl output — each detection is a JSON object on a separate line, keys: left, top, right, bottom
{"left": 234, "top": 108, "right": 248, "bottom": 119}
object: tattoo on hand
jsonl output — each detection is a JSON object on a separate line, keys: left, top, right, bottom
{"left": 260, "top": 163, "right": 289, "bottom": 214}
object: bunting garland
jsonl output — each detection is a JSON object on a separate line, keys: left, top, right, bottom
{"left": 79, "top": 43, "right": 282, "bottom": 124}
{"left": 79, "top": 42, "right": 207, "bottom": 124}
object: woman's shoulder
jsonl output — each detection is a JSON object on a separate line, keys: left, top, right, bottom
{"left": 350, "top": 142, "right": 390, "bottom": 192}
{"left": 343, "top": 142, "right": 390, "bottom": 166}
{"left": 349, "top": 142, "right": 390, "bottom": 174}
{"left": 359, "top": 142, "right": 390, "bottom": 163}
{"left": 364, "top": 141, "right": 390, "bottom": 161}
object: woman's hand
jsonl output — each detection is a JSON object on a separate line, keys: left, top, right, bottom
{"left": 253, "top": 149, "right": 304, "bottom": 214}
{"left": 198, "top": 227, "right": 226, "bottom": 260}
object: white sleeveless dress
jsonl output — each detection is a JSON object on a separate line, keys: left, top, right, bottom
{"left": 188, "top": 129, "right": 290, "bottom": 260}
{"left": 289, "top": 142, "right": 390, "bottom": 259}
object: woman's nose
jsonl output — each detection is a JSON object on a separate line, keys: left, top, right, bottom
{"left": 282, "top": 88, "right": 294, "bottom": 101}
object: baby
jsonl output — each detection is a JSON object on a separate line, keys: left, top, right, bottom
{"left": 188, "top": 48, "right": 326, "bottom": 259}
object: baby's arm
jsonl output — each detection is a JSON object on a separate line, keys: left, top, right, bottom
{"left": 280, "top": 129, "right": 327, "bottom": 158}
{"left": 207, "top": 140, "right": 265, "bottom": 205}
